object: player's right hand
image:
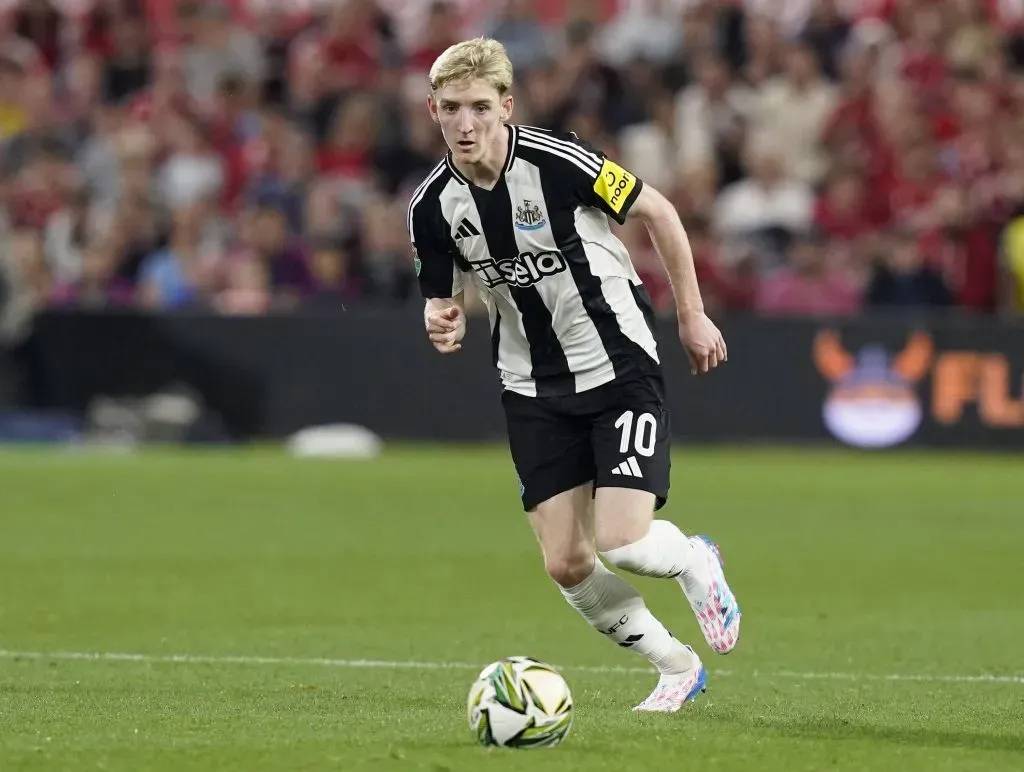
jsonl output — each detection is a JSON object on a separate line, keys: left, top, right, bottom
{"left": 425, "top": 305, "right": 465, "bottom": 354}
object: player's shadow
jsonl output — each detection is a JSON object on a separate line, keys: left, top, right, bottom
{"left": 721, "top": 712, "right": 1024, "bottom": 753}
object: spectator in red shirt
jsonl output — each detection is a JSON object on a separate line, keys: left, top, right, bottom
{"left": 756, "top": 229, "right": 862, "bottom": 317}
{"left": 318, "top": 0, "right": 383, "bottom": 93}
{"left": 405, "top": 2, "right": 461, "bottom": 75}
{"left": 815, "top": 167, "right": 879, "bottom": 241}
{"left": 821, "top": 42, "right": 891, "bottom": 186}
{"left": 896, "top": 2, "right": 948, "bottom": 110}
{"left": 317, "top": 93, "right": 376, "bottom": 182}
{"left": 687, "top": 216, "right": 757, "bottom": 316}
{"left": 886, "top": 137, "right": 949, "bottom": 233}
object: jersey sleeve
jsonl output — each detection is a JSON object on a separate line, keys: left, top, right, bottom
{"left": 550, "top": 131, "right": 645, "bottom": 225}
{"left": 408, "top": 194, "right": 465, "bottom": 299}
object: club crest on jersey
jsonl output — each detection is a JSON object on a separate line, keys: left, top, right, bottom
{"left": 514, "top": 200, "right": 546, "bottom": 231}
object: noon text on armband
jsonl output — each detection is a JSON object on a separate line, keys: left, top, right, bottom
{"left": 469, "top": 250, "right": 568, "bottom": 289}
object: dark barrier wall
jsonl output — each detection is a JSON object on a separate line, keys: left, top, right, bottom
{"left": 23, "top": 309, "right": 1024, "bottom": 450}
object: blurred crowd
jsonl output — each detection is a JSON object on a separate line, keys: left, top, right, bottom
{"left": 1, "top": 0, "right": 1024, "bottom": 332}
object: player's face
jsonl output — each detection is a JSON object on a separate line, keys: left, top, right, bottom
{"left": 429, "top": 78, "right": 513, "bottom": 166}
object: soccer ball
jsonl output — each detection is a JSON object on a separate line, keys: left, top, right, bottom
{"left": 467, "top": 656, "right": 574, "bottom": 749}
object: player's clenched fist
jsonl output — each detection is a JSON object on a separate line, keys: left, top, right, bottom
{"left": 425, "top": 305, "right": 466, "bottom": 354}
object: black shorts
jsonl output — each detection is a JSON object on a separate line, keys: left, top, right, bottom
{"left": 501, "top": 374, "right": 671, "bottom": 512}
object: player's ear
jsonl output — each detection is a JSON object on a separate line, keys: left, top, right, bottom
{"left": 427, "top": 93, "right": 440, "bottom": 124}
{"left": 500, "top": 93, "right": 514, "bottom": 123}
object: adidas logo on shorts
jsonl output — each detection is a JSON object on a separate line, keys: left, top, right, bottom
{"left": 611, "top": 456, "right": 643, "bottom": 478}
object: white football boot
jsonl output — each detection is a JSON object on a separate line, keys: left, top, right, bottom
{"left": 633, "top": 648, "right": 708, "bottom": 713}
{"left": 679, "top": 535, "right": 741, "bottom": 655}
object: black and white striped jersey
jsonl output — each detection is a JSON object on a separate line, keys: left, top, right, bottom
{"left": 407, "top": 124, "right": 661, "bottom": 398}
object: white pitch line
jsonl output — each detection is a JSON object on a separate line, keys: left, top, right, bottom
{"left": 0, "top": 650, "right": 1021, "bottom": 686}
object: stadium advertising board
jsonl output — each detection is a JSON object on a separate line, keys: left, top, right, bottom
{"left": 22, "top": 311, "right": 1024, "bottom": 450}
{"left": 813, "top": 328, "right": 1024, "bottom": 449}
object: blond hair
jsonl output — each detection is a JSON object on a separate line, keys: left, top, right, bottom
{"left": 429, "top": 37, "right": 513, "bottom": 95}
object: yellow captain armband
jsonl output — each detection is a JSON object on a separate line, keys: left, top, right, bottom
{"left": 592, "top": 158, "right": 638, "bottom": 214}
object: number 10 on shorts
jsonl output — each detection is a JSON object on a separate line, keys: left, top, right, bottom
{"left": 614, "top": 410, "right": 658, "bottom": 457}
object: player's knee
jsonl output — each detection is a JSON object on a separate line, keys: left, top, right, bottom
{"left": 596, "top": 528, "right": 645, "bottom": 555}
{"left": 594, "top": 514, "right": 653, "bottom": 554}
{"left": 594, "top": 488, "right": 656, "bottom": 553}
{"left": 544, "top": 549, "right": 596, "bottom": 589}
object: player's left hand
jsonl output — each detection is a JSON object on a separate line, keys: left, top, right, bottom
{"left": 677, "top": 310, "right": 727, "bottom": 375}
{"left": 425, "top": 305, "right": 466, "bottom": 354}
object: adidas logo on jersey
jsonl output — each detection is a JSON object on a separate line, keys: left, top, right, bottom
{"left": 454, "top": 218, "right": 480, "bottom": 239}
{"left": 611, "top": 456, "right": 644, "bottom": 478}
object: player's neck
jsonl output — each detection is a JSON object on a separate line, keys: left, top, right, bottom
{"left": 452, "top": 125, "right": 510, "bottom": 190}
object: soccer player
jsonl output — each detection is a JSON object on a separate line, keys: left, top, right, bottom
{"left": 406, "top": 38, "right": 740, "bottom": 713}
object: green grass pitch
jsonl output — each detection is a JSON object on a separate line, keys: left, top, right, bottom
{"left": 0, "top": 444, "right": 1021, "bottom": 771}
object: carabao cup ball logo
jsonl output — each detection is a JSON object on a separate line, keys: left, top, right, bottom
{"left": 813, "top": 331, "right": 934, "bottom": 449}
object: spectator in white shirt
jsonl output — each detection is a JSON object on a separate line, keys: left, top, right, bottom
{"left": 714, "top": 133, "right": 814, "bottom": 268}
{"left": 618, "top": 89, "right": 677, "bottom": 192}
{"left": 750, "top": 39, "right": 837, "bottom": 185}
{"left": 674, "top": 53, "right": 756, "bottom": 178}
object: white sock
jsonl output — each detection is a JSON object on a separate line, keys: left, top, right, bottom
{"left": 601, "top": 520, "right": 710, "bottom": 599}
{"left": 559, "top": 559, "right": 697, "bottom": 675}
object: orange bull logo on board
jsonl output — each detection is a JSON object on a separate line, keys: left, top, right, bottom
{"left": 813, "top": 330, "right": 1024, "bottom": 448}
{"left": 814, "top": 331, "right": 934, "bottom": 448}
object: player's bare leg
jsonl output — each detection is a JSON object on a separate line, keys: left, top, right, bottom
{"left": 595, "top": 488, "right": 741, "bottom": 658}
{"left": 527, "top": 484, "right": 597, "bottom": 589}
{"left": 529, "top": 484, "right": 703, "bottom": 712}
